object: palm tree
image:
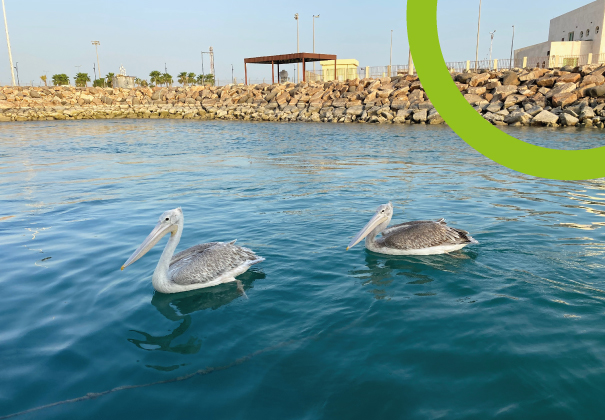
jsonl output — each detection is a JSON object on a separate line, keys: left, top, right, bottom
{"left": 196, "top": 74, "right": 205, "bottom": 85}
{"left": 105, "top": 72, "right": 115, "bottom": 88}
{"left": 149, "top": 70, "right": 161, "bottom": 86}
{"left": 40, "top": 75, "right": 47, "bottom": 86}
{"left": 51, "top": 73, "right": 70, "bottom": 86}
{"left": 187, "top": 72, "right": 196, "bottom": 85}
{"left": 204, "top": 74, "right": 215, "bottom": 86}
{"left": 177, "top": 72, "right": 188, "bottom": 86}
{"left": 74, "top": 72, "right": 91, "bottom": 87}
{"left": 162, "top": 72, "right": 173, "bottom": 86}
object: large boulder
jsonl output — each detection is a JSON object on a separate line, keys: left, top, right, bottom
{"left": 558, "top": 113, "right": 579, "bottom": 126}
{"left": 504, "top": 111, "right": 531, "bottom": 125}
{"left": 581, "top": 75, "right": 605, "bottom": 87}
{"left": 551, "top": 92, "right": 578, "bottom": 108}
{"left": 494, "top": 85, "right": 518, "bottom": 95}
{"left": 537, "top": 76, "right": 557, "bottom": 87}
{"left": 501, "top": 71, "right": 520, "bottom": 86}
{"left": 586, "top": 85, "right": 605, "bottom": 98}
{"left": 413, "top": 109, "right": 428, "bottom": 122}
{"left": 545, "top": 83, "right": 576, "bottom": 99}
{"left": 532, "top": 110, "right": 559, "bottom": 126}
{"left": 557, "top": 73, "right": 581, "bottom": 83}
{"left": 467, "top": 86, "right": 487, "bottom": 95}
{"left": 469, "top": 73, "right": 490, "bottom": 87}
{"left": 346, "top": 105, "right": 364, "bottom": 116}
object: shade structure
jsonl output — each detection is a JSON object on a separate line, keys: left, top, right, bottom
{"left": 243, "top": 53, "right": 337, "bottom": 85}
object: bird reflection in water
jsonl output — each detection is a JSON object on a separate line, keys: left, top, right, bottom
{"left": 349, "top": 250, "right": 477, "bottom": 300}
{"left": 128, "top": 270, "right": 265, "bottom": 370}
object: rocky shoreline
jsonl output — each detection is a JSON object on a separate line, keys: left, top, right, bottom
{"left": 1, "top": 64, "right": 605, "bottom": 127}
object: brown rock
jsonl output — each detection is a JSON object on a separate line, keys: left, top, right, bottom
{"left": 537, "top": 77, "right": 557, "bottom": 87}
{"left": 467, "top": 86, "right": 486, "bottom": 95}
{"left": 557, "top": 73, "right": 581, "bottom": 83}
{"left": 551, "top": 92, "right": 577, "bottom": 108}
{"left": 581, "top": 75, "right": 605, "bottom": 87}
{"left": 469, "top": 73, "right": 490, "bottom": 87}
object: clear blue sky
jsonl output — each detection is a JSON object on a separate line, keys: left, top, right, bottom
{"left": 0, "top": 0, "right": 586, "bottom": 86}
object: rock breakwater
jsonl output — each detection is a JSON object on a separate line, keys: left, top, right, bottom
{"left": 2, "top": 64, "right": 605, "bottom": 127}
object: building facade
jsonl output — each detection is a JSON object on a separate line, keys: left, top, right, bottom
{"left": 515, "top": 0, "right": 605, "bottom": 67}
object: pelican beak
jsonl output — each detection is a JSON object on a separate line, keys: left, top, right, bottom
{"left": 121, "top": 222, "right": 175, "bottom": 270}
{"left": 347, "top": 212, "right": 389, "bottom": 250}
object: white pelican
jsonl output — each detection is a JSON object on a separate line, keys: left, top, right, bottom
{"left": 121, "top": 208, "right": 264, "bottom": 294}
{"left": 347, "top": 202, "right": 478, "bottom": 256}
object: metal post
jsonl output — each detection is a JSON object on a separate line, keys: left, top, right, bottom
{"left": 2, "top": 0, "right": 15, "bottom": 86}
{"left": 277, "top": 63, "right": 280, "bottom": 83}
{"left": 334, "top": 57, "right": 337, "bottom": 82}
{"left": 93, "top": 63, "right": 96, "bottom": 82}
{"left": 231, "top": 64, "right": 234, "bottom": 84}
{"left": 489, "top": 31, "right": 496, "bottom": 62}
{"left": 92, "top": 41, "right": 101, "bottom": 85}
{"left": 14, "top": 61, "right": 18, "bottom": 85}
{"left": 510, "top": 25, "right": 515, "bottom": 69}
{"left": 475, "top": 0, "right": 482, "bottom": 71}
{"left": 313, "top": 15, "right": 319, "bottom": 75}
{"left": 390, "top": 30, "right": 393, "bottom": 77}
{"left": 272, "top": 60, "right": 274, "bottom": 84}
{"left": 303, "top": 58, "right": 306, "bottom": 82}
{"left": 295, "top": 13, "right": 300, "bottom": 83}
{"left": 201, "top": 52, "right": 204, "bottom": 77}
{"left": 244, "top": 62, "right": 247, "bottom": 85}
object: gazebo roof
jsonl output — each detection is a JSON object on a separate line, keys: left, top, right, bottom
{"left": 244, "top": 53, "right": 337, "bottom": 65}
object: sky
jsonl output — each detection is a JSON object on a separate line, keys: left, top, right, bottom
{"left": 0, "top": 0, "right": 590, "bottom": 86}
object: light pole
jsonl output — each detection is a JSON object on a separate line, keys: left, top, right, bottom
{"left": 231, "top": 64, "right": 234, "bottom": 84}
{"left": 93, "top": 63, "right": 96, "bottom": 82}
{"left": 14, "top": 61, "right": 18, "bottom": 85}
{"left": 475, "top": 0, "right": 482, "bottom": 71}
{"left": 91, "top": 41, "right": 101, "bottom": 86}
{"left": 2, "top": 0, "right": 15, "bottom": 86}
{"left": 313, "top": 14, "right": 320, "bottom": 76}
{"left": 294, "top": 13, "right": 299, "bottom": 83}
{"left": 389, "top": 30, "right": 393, "bottom": 77}
{"left": 510, "top": 25, "right": 515, "bottom": 69}
{"left": 489, "top": 30, "right": 496, "bottom": 62}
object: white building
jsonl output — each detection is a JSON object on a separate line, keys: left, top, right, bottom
{"left": 514, "top": 0, "right": 605, "bottom": 67}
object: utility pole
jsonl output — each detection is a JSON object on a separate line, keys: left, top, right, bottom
{"left": 389, "top": 30, "right": 393, "bottom": 77}
{"left": 475, "top": 0, "right": 482, "bottom": 71}
{"left": 510, "top": 25, "right": 515, "bottom": 69}
{"left": 1, "top": 0, "right": 16, "bottom": 86}
{"left": 313, "top": 15, "right": 320, "bottom": 75}
{"left": 294, "top": 13, "right": 299, "bottom": 83}
{"left": 93, "top": 63, "right": 96, "bottom": 82}
{"left": 489, "top": 30, "right": 496, "bottom": 62}
{"left": 231, "top": 64, "right": 234, "bottom": 84}
{"left": 14, "top": 61, "right": 19, "bottom": 85}
{"left": 91, "top": 41, "right": 101, "bottom": 85}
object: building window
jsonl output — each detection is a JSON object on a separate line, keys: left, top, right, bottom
{"left": 569, "top": 32, "right": 575, "bottom": 41}
{"left": 562, "top": 38, "right": 565, "bottom": 41}
{"left": 580, "top": 31, "right": 584, "bottom": 39}
{"left": 597, "top": 26, "right": 600, "bottom": 34}
{"left": 587, "top": 29, "right": 590, "bottom": 36}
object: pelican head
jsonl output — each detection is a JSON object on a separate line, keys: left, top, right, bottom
{"left": 121, "top": 208, "right": 183, "bottom": 270}
{"left": 347, "top": 202, "right": 393, "bottom": 250}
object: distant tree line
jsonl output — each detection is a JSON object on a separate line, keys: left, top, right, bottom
{"left": 47, "top": 71, "right": 215, "bottom": 87}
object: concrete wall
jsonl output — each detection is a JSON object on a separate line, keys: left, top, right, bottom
{"left": 515, "top": 41, "right": 552, "bottom": 62}
{"left": 548, "top": 0, "right": 605, "bottom": 54}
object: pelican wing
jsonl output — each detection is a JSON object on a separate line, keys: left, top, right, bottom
{"left": 381, "top": 221, "right": 474, "bottom": 251}
{"left": 169, "top": 241, "right": 262, "bottom": 286}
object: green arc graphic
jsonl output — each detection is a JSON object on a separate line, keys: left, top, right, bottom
{"left": 407, "top": 1, "right": 605, "bottom": 181}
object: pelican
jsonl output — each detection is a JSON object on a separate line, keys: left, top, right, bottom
{"left": 121, "top": 208, "right": 265, "bottom": 294}
{"left": 347, "top": 202, "right": 478, "bottom": 256}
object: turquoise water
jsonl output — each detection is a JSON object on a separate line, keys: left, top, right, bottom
{"left": 2, "top": 120, "right": 605, "bottom": 419}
